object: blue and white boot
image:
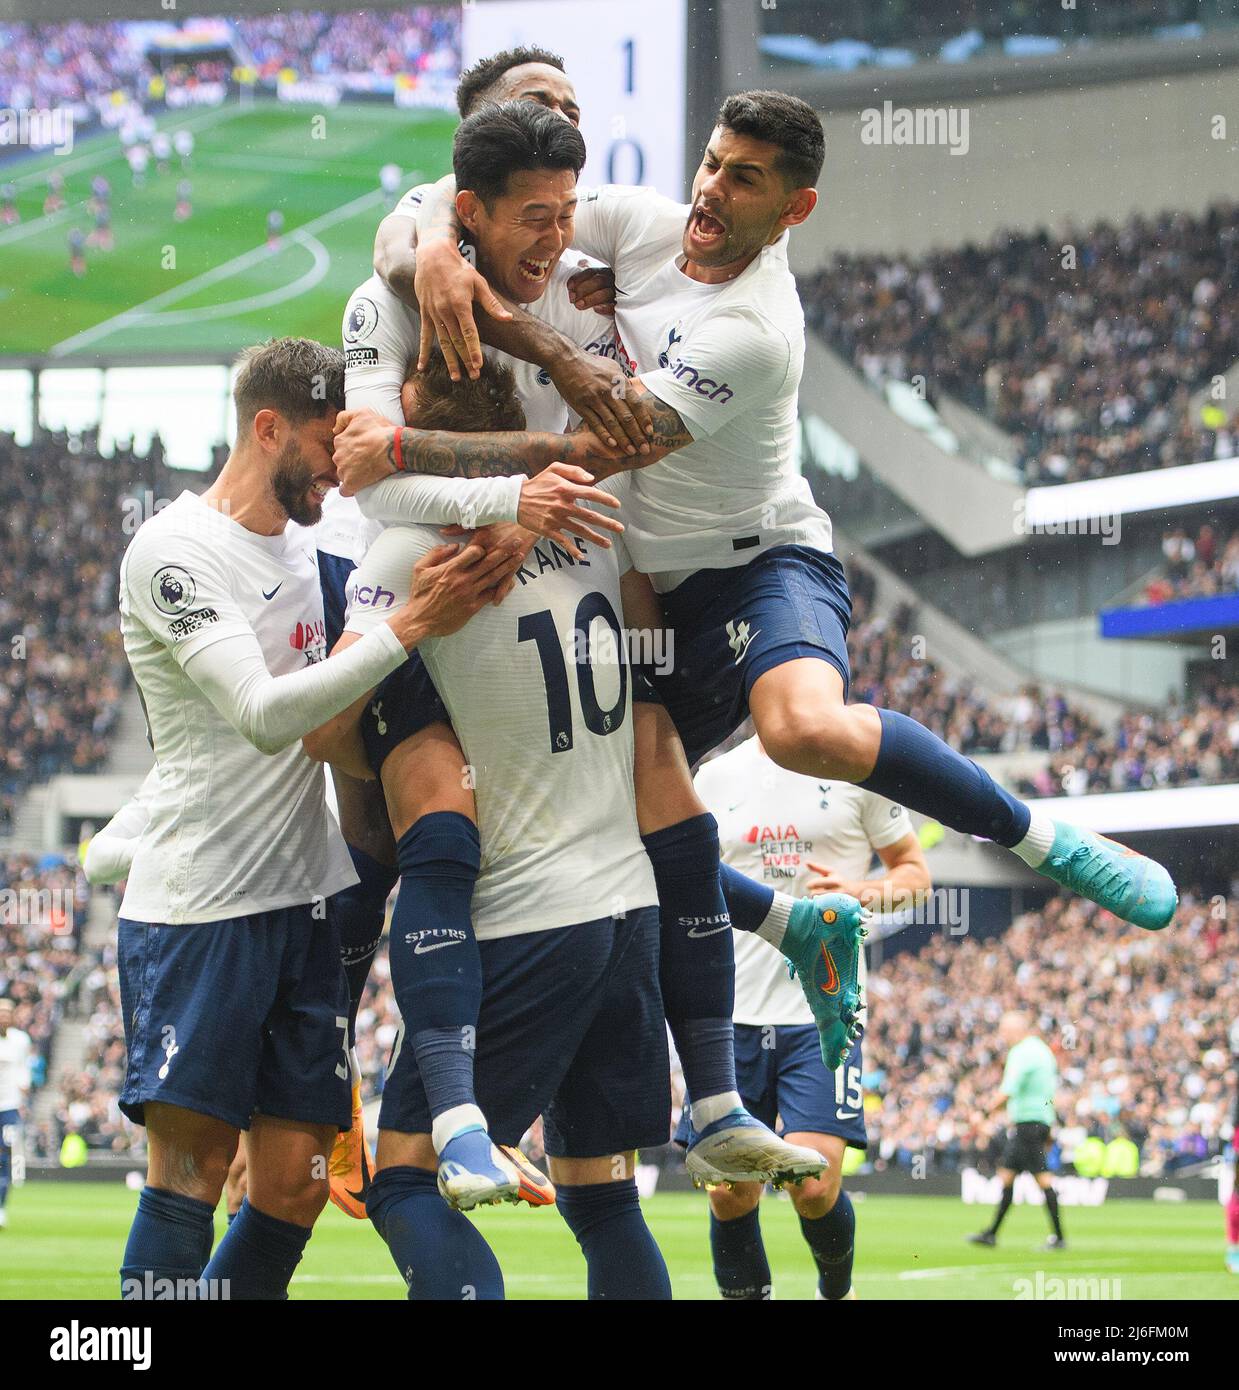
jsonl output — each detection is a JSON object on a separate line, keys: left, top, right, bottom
{"left": 1036, "top": 823, "right": 1177, "bottom": 930}
{"left": 434, "top": 1106, "right": 520, "bottom": 1212}
{"left": 685, "top": 1109, "right": 827, "bottom": 1188}
{"left": 780, "top": 892, "right": 870, "bottom": 1070}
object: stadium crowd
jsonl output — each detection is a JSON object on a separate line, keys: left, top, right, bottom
{"left": 0, "top": 853, "right": 89, "bottom": 1155}
{"left": 0, "top": 432, "right": 134, "bottom": 834}
{"left": 0, "top": 7, "right": 460, "bottom": 109}
{"left": 865, "top": 888, "right": 1238, "bottom": 1175}
{"left": 1140, "top": 522, "right": 1239, "bottom": 605}
{"left": 803, "top": 202, "right": 1239, "bottom": 485}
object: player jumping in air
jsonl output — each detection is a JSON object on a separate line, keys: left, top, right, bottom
{"left": 113, "top": 338, "right": 523, "bottom": 1299}
{"left": 338, "top": 90, "right": 1178, "bottom": 1044}
{"left": 327, "top": 94, "right": 847, "bottom": 1209}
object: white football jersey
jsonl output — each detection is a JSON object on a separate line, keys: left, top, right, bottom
{"left": 0, "top": 1027, "right": 31, "bottom": 1111}
{"left": 573, "top": 185, "right": 833, "bottom": 589}
{"left": 345, "top": 524, "right": 655, "bottom": 940}
{"left": 694, "top": 737, "right": 913, "bottom": 1026}
{"left": 318, "top": 183, "right": 618, "bottom": 563}
{"left": 118, "top": 493, "right": 355, "bottom": 924}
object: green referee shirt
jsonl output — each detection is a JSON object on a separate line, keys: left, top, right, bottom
{"left": 1000, "top": 1035, "right": 1058, "bottom": 1125}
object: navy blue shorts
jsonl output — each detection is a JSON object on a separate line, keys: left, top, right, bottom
{"left": 676, "top": 1023, "right": 866, "bottom": 1150}
{"left": 318, "top": 549, "right": 357, "bottom": 652}
{"left": 118, "top": 904, "right": 352, "bottom": 1133}
{"left": 379, "top": 907, "right": 670, "bottom": 1157}
{"left": 0, "top": 1108, "right": 19, "bottom": 1163}
{"left": 360, "top": 656, "right": 451, "bottom": 776}
{"left": 652, "top": 546, "right": 851, "bottom": 766}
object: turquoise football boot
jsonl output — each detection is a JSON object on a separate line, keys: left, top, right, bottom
{"left": 1037, "top": 823, "right": 1177, "bottom": 931}
{"left": 780, "top": 892, "right": 869, "bottom": 1070}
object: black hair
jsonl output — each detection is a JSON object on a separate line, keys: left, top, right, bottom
{"left": 456, "top": 45, "right": 566, "bottom": 118}
{"left": 453, "top": 100, "right": 585, "bottom": 207}
{"left": 717, "top": 90, "right": 824, "bottom": 189}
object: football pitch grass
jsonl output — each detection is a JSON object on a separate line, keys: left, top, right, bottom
{"left": 0, "top": 100, "right": 456, "bottom": 358}
{"left": 1, "top": 1183, "right": 1232, "bottom": 1300}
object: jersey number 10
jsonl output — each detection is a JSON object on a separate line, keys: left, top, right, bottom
{"left": 518, "top": 591, "right": 628, "bottom": 753}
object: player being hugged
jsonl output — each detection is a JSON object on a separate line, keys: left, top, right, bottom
{"left": 113, "top": 338, "right": 523, "bottom": 1300}
{"left": 343, "top": 87, "right": 1178, "bottom": 1091}
{"left": 308, "top": 357, "right": 673, "bottom": 1300}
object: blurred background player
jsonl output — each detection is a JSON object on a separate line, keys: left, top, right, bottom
{"left": 968, "top": 1011, "right": 1065, "bottom": 1250}
{"left": 151, "top": 131, "right": 172, "bottom": 176}
{"left": 88, "top": 199, "right": 113, "bottom": 252}
{"left": 0, "top": 997, "right": 32, "bottom": 1230}
{"left": 87, "top": 173, "right": 110, "bottom": 216}
{"left": 379, "top": 161, "right": 402, "bottom": 211}
{"left": 174, "top": 179, "right": 192, "bottom": 223}
{"left": 266, "top": 207, "right": 284, "bottom": 250}
{"left": 43, "top": 171, "right": 64, "bottom": 215}
{"left": 126, "top": 142, "right": 149, "bottom": 189}
{"left": 68, "top": 226, "right": 86, "bottom": 277}
{"left": 0, "top": 183, "right": 17, "bottom": 227}
{"left": 173, "top": 127, "right": 194, "bottom": 170}
{"left": 688, "top": 732, "right": 929, "bottom": 1300}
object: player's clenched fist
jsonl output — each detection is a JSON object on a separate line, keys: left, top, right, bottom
{"left": 516, "top": 462, "right": 623, "bottom": 555}
{"left": 332, "top": 407, "right": 398, "bottom": 496}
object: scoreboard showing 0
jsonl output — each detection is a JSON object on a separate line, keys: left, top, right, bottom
{"left": 461, "top": 0, "right": 689, "bottom": 201}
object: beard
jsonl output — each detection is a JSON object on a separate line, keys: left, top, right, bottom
{"left": 270, "top": 439, "right": 321, "bottom": 527}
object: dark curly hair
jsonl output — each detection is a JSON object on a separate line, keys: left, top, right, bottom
{"left": 456, "top": 45, "right": 566, "bottom": 117}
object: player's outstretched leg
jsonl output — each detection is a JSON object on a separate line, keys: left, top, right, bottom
{"left": 717, "top": 868, "right": 870, "bottom": 1070}
{"left": 752, "top": 669, "right": 1178, "bottom": 932}
{"left": 1226, "top": 1164, "right": 1239, "bottom": 1274}
{"left": 635, "top": 706, "right": 826, "bottom": 1185}
{"left": 367, "top": 1164, "right": 505, "bottom": 1299}
{"left": 644, "top": 815, "right": 827, "bottom": 1185}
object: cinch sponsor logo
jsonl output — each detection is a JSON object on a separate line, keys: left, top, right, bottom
{"left": 670, "top": 360, "right": 733, "bottom": 402}
{"left": 353, "top": 583, "right": 396, "bottom": 610}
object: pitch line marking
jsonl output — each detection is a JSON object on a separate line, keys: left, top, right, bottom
{"left": 49, "top": 187, "right": 383, "bottom": 357}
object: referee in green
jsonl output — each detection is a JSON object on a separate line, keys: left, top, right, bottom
{"left": 968, "top": 1011, "right": 1065, "bottom": 1249}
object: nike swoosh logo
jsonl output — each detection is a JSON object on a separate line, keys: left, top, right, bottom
{"left": 836, "top": 1110, "right": 859, "bottom": 1120}
{"left": 262, "top": 583, "right": 283, "bottom": 600}
{"left": 345, "top": 1173, "right": 370, "bottom": 1203}
{"left": 412, "top": 938, "right": 463, "bottom": 954}
{"left": 728, "top": 802, "right": 744, "bottom": 813}
{"left": 818, "top": 944, "right": 841, "bottom": 996}
{"left": 687, "top": 924, "right": 732, "bottom": 938}
{"left": 732, "top": 629, "right": 760, "bottom": 664}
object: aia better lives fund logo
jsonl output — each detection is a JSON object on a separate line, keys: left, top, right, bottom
{"left": 745, "top": 823, "right": 811, "bottom": 881}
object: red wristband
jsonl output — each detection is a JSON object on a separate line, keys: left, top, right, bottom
{"left": 392, "top": 426, "right": 404, "bottom": 472}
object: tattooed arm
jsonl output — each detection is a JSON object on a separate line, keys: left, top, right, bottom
{"left": 333, "top": 382, "right": 693, "bottom": 497}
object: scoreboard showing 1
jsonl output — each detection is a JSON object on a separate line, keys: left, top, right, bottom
{"left": 461, "top": 0, "right": 688, "bottom": 201}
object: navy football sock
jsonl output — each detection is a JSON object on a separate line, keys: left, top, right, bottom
{"left": 199, "top": 1198, "right": 311, "bottom": 1300}
{"left": 119, "top": 1186, "right": 216, "bottom": 1299}
{"left": 859, "top": 708, "right": 1030, "bottom": 847}
{"left": 367, "top": 1165, "right": 503, "bottom": 1300}
{"left": 799, "top": 1189, "right": 855, "bottom": 1299}
{"left": 718, "top": 861, "right": 776, "bottom": 933}
{"left": 642, "top": 814, "right": 737, "bottom": 1104}
{"left": 557, "top": 1180, "right": 672, "bottom": 1300}
{"left": 332, "top": 844, "right": 398, "bottom": 1035}
{"left": 390, "top": 813, "right": 482, "bottom": 1122}
{"left": 709, "top": 1206, "right": 772, "bottom": 1300}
